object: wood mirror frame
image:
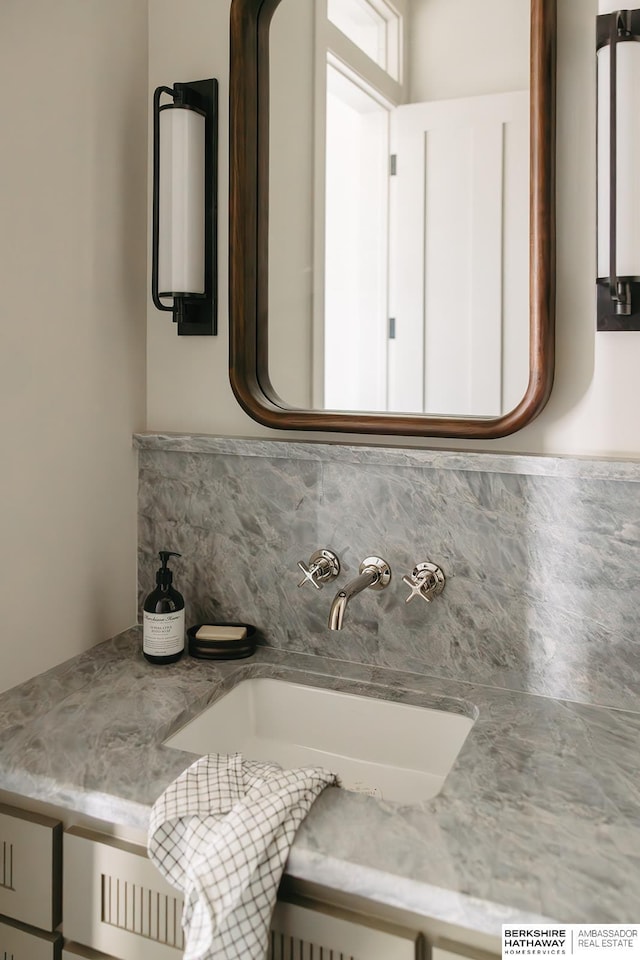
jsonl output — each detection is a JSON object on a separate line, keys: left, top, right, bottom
{"left": 229, "top": 0, "right": 556, "bottom": 439}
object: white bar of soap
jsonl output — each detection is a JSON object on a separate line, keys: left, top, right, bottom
{"left": 195, "top": 625, "right": 248, "bottom": 641}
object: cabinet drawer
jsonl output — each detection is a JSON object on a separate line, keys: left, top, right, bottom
{"left": 62, "top": 944, "right": 120, "bottom": 959}
{"left": 271, "top": 899, "right": 426, "bottom": 959}
{"left": 0, "top": 915, "right": 62, "bottom": 960}
{"left": 63, "top": 827, "right": 184, "bottom": 960}
{"left": 0, "top": 803, "right": 62, "bottom": 930}
{"left": 433, "top": 940, "right": 500, "bottom": 960}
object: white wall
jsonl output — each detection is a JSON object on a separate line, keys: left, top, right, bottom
{"left": 0, "top": 0, "right": 148, "bottom": 693}
{"left": 147, "top": 0, "right": 640, "bottom": 457}
{"left": 409, "top": 0, "right": 530, "bottom": 102}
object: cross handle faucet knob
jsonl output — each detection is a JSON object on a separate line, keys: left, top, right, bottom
{"left": 403, "top": 562, "right": 446, "bottom": 604}
{"left": 297, "top": 549, "right": 341, "bottom": 590}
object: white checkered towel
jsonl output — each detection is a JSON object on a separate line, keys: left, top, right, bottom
{"left": 148, "top": 754, "right": 336, "bottom": 959}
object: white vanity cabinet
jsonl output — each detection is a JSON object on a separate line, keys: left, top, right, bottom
{"left": 63, "top": 828, "right": 184, "bottom": 960}
{"left": 0, "top": 792, "right": 500, "bottom": 960}
{"left": 62, "top": 826, "right": 427, "bottom": 959}
{"left": 61, "top": 827, "right": 501, "bottom": 960}
{"left": 0, "top": 802, "right": 63, "bottom": 959}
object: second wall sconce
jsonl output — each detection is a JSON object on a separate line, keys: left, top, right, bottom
{"left": 152, "top": 79, "right": 218, "bottom": 336}
{"left": 596, "top": 7, "right": 640, "bottom": 331}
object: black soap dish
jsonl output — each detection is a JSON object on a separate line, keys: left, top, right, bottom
{"left": 187, "top": 622, "right": 259, "bottom": 660}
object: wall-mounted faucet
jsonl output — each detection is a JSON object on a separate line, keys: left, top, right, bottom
{"left": 328, "top": 556, "right": 391, "bottom": 630}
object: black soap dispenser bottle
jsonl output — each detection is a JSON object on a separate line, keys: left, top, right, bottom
{"left": 143, "top": 551, "right": 185, "bottom": 664}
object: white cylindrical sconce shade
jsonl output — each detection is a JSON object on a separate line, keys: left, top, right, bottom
{"left": 158, "top": 105, "right": 206, "bottom": 298}
{"left": 597, "top": 39, "right": 640, "bottom": 281}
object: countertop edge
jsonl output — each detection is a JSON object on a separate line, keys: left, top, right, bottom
{"left": 133, "top": 433, "right": 640, "bottom": 482}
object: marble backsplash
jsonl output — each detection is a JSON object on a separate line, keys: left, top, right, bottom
{"left": 136, "top": 435, "right": 640, "bottom": 712}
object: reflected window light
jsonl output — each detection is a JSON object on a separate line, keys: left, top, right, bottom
{"left": 327, "top": 0, "right": 401, "bottom": 80}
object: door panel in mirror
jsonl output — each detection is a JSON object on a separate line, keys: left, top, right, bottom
{"left": 229, "top": 0, "right": 556, "bottom": 438}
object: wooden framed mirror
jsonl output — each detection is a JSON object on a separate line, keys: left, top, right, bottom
{"left": 229, "top": 0, "right": 556, "bottom": 438}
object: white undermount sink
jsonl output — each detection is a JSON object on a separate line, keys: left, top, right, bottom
{"left": 164, "top": 677, "right": 474, "bottom": 804}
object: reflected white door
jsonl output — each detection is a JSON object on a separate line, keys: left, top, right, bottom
{"left": 388, "top": 90, "right": 529, "bottom": 416}
{"left": 323, "top": 65, "right": 390, "bottom": 412}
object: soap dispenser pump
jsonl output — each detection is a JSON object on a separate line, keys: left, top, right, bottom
{"left": 143, "top": 551, "right": 185, "bottom": 664}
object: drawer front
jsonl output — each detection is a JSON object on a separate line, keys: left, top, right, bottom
{"left": 433, "top": 941, "right": 500, "bottom": 960}
{"left": 270, "top": 900, "right": 425, "bottom": 960}
{"left": 0, "top": 803, "right": 62, "bottom": 930}
{"left": 62, "top": 943, "right": 120, "bottom": 960}
{"left": 63, "top": 828, "right": 184, "bottom": 960}
{"left": 0, "top": 916, "right": 62, "bottom": 960}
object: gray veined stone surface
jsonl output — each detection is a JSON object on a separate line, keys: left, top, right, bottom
{"left": 4, "top": 433, "right": 627, "bottom": 933}
{"left": 134, "top": 433, "right": 640, "bottom": 481}
{"left": 0, "top": 634, "right": 639, "bottom": 931}
{"left": 137, "top": 439, "right": 640, "bottom": 711}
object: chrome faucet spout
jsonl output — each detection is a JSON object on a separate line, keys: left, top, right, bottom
{"left": 328, "top": 569, "right": 378, "bottom": 631}
{"left": 328, "top": 556, "right": 391, "bottom": 631}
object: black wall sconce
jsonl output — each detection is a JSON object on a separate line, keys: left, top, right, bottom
{"left": 152, "top": 79, "right": 218, "bottom": 336}
{"left": 597, "top": 9, "right": 640, "bottom": 331}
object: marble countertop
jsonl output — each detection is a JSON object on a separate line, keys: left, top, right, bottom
{"left": 1, "top": 629, "right": 639, "bottom": 934}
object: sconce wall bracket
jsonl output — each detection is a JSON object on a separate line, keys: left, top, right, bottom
{"left": 152, "top": 78, "right": 218, "bottom": 336}
{"left": 596, "top": 278, "right": 640, "bottom": 331}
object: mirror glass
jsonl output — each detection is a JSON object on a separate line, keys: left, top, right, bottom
{"left": 267, "top": 0, "right": 531, "bottom": 419}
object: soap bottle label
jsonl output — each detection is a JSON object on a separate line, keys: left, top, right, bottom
{"left": 143, "top": 610, "right": 185, "bottom": 656}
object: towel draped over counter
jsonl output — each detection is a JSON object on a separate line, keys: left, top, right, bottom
{"left": 148, "top": 753, "right": 336, "bottom": 959}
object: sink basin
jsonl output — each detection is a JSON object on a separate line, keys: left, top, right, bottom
{"left": 164, "top": 677, "right": 473, "bottom": 803}
{"left": 164, "top": 677, "right": 474, "bottom": 804}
